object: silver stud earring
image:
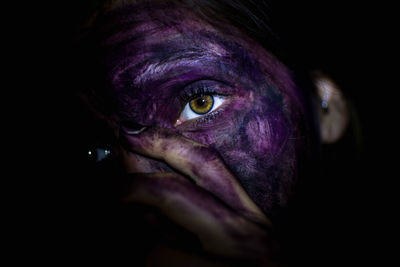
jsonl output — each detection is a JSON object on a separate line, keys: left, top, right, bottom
{"left": 321, "top": 100, "right": 329, "bottom": 112}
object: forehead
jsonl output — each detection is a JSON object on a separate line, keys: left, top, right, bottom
{"left": 99, "top": 2, "right": 220, "bottom": 50}
{"left": 98, "top": 3, "right": 241, "bottom": 67}
{"left": 96, "top": 3, "right": 287, "bottom": 84}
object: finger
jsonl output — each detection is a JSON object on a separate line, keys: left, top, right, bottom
{"left": 120, "top": 149, "right": 173, "bottom": 174}
{"left": 120, "top": 126, "right": 270, "bottom": 226}
{"left": 122, "top": 172, "right": 277, "bottom": 262}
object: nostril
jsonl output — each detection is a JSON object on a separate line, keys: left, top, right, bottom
{"left": 120, "top": 120, "right": 148, "bottom": 135}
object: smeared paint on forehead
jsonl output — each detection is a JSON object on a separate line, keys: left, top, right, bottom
{"left": 97, "top": 2, "right": 297, "bottom": 92}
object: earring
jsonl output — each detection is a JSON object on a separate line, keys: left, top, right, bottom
{"left": 321, "top": 100, "right": 329, "bottom": 112}
{"left": 315, "top": 77, "right": 332, "bottom": 113}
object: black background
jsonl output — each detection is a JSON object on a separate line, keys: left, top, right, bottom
{"left": 11, "top": 0, "right": 395, "bottom": 265}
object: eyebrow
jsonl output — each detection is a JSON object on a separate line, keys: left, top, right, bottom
{"left": 108, "top": 29, "right": 240, "bottom": 89}
{"left": 110, "top": 32, "right": 230, "bottom": 89}
{"left": 132, "top": 47, "right": 215, "bottom": 85}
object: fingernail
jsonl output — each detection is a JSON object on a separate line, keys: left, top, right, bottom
{"left": 120, "top": 120, "right": 148, "bottom": 135}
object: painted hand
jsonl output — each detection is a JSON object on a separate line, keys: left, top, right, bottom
{"left": 119, "top": 126, "right": 280, "bottom": 265}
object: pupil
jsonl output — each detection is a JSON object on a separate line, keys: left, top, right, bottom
{"left": 196, "top": 97, "right": 206, "bottom": 107}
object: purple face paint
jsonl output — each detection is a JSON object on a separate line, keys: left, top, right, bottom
{"left": 95, "top": 2, "right": 319, "bottom": 218}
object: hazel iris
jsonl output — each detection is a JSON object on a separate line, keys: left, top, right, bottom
{"left": 189, "top": 95, "right": 214, "bottom": 114}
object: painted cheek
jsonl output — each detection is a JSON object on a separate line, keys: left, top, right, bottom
{"left": 246, "top": 113, "right": 290, "bottom": 162}
{"left": 245, "top": 116, "right": 271, "bottom": 156}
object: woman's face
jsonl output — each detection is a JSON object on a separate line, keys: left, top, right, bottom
{"left": 99, "top": 3, "right": 317, "bottom": 217}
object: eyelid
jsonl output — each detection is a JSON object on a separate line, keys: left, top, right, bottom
{"left": 177, "top": 79, "right": 233, "bottom": 103}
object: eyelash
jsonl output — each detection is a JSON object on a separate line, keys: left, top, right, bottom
{"left": 179, "top": 86, "right": 218, "bottom": 104}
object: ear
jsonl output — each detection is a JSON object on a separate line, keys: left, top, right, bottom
{"left": 311, "top": 71, "right": 349, "bottom": 144}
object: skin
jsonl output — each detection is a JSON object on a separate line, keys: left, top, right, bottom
{"left": 119, "top": 127, "right": 280, "bottom": 265}
{"left": 92, "top": 1, "right": 318, "bottom": 264}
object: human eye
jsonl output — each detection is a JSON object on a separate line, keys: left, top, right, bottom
{"left": 176, "top": 94, "right": 226, "bottom": 124}
{"left": 175, "top": 81, "right": 230, "bottom": 126}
